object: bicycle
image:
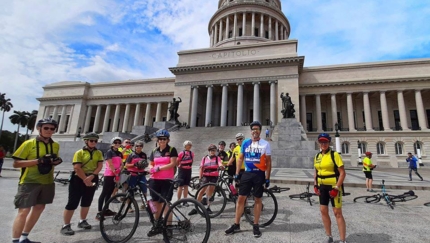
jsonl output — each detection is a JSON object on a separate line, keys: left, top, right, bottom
{"left": 194, "top": 169, "right": 278, "bottom": 227}
{"left": 387, "top": 190, "right": 418, "bottom": 202}
{"left": 99, "top": 171, "right": 211, "bottom": 243}
{"left": 54, "top": 171, "right": 70, "bottom": 185}
{"left": 353, "top": 180, "right": 395, "bottom": 209}
{"left": 289, "top": 182, "right": 316, "bottom": 206}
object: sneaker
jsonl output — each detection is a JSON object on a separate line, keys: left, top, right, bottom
{"left": 60, "top": 224, "right": 75, "bottom": 235}
{"left": 95, "top": 213, "right": 101, "bottom": 221}
{"left": 77, "top": 220, "right": 92, "bottom": 229}
{"left": 19, "top": 239, "right": 41, "bottom": 243}
{"left": 366, "top": 189, "right": 369, "bottom": 192}
{"left": 104, "top": 209, "right": 116, "bottom": 216}
{"left": 182, "top": 202, "right": 189, "bottom": 207}
{"left": 147, "top": 226, "right": 163, "bottom": 237}
{"left": 225, "top": 223, "right": 240, "bottom": 235}
{"left": 188, "top": 209, "right": 198, "bottom": 216}
{"left": 253, "top": 224, "right": 262, "bottom": 238}
{"left": 111, "top": 198, "right": 121, "bottom": 203}
{"left": 327, "top": 236, "right": 334, "bottom": 243}
{"left": 369, "top": 189, "right": 375, "bottom": 192}
{"left": 206, "top": 207, "right": 213, "bottom": 214}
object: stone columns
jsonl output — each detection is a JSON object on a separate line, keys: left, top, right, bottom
{"left": 219, "top": 19, "right": 223, "bottom": 42}
{"left": 52, "top": 106, "right": 58, "bottom": 121}
{"left": 210, "top": 28, "right": 214, "bottom": 47}
{"left": 233, "top": 13, "right": 237, "bottom": 37}
{"left": 270, "top": 81, "right": 277, "bottom": 126}
{"left": 300, "top": 95, "right": 306, "bottom": 129}
{"left": 316, "top": 94, "right": 322, "bottom": 132}
{"left": 220, "top": 84, "right": 228, "bottom": 127}
{"left": 280, "top": 25, "right": 283, "bottom": 39}
{"left": 253, "top": 82, "right": 260, "bottom": 122}
{"left": 84, "top": 105, "right": 92, "bottom": 133}
{"left": 93, "top": 105, "right": 102, "bottom": 133}
{"left": 363, "top": 92, "right": 373, "bottom": 131}
{"left": 397, "top": 90, "right": 409, "bottom": 130}
{"left": 112, "top": 104, "right": 120, "bottom": 132}
{"left": 346, "top": 93, "right": 356, "bottom": 132}
{"left": 268, "top": 17, "right": 272, "bottom": 39}
{"left": 190, "top": 86, "right": 199, "bottom": 127}
{"left": 155, "top": 102, "right": 162, "bottom": 122}
{"left": 133, "top": 103, "right": 141, "bottom": 126}
{"left": 122, "top": 104, "right": 131, "bottom": 132}
{"left": 236, "top": 83, "right": 244, "bottom": 126}
{"left": 380, "top": 91, "right": 391, "bottom": 131}
{"left": 205, "top": 85, "right": 213, "bottom": 126}
{"left": 226, "top": 15, "right": 230, "bottom": 38}
{"left": 144, "top": 103, "right": 152, "bottom": 126}
{"left": 242, "top": 12, "right": 246, "bottom": 36}
{"left": 102, "top": 105, "right": 111, "bottom": 132}
{"left": 251, "top": 12, "right": 255, "bottom": 36}
{"left": 275, "top": 20, "right": 279, "bottom": 40}
{"left": 415, "top": 89, "right": 427, "bottom": 130}
{"left": 260, "top": 14, "right": 264, "bottom": 37}
{"left": 214, "top": 24, "right": 218, "bottom": 45}
{"left": 331, "top": 94, "right": 337, "bottom": 128}
{"left": 58, "top": 105, "right": 67, "bottom": 133}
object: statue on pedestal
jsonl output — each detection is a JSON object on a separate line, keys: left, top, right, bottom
{"left": 168, "top": 97, "right": 182, "bottom": 124}
{"left": 280, "top": 92, "right": 295, "bottom": 118}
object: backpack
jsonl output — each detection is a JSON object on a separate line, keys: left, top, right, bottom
{"left": 315, "top": 150, "right": 339, "bottom": 177}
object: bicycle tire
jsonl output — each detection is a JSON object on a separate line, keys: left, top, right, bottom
{"left": 389, "top": 194, "right": 418, "bottom": 202}
{"left": 163, "top": 198, "right": 211, "bottom": 243}
{"left": 353, "top": 195, "right": 374, "bottom": 203}
{"left": 188, "top": 176, "right": 200, "bottom": 198}
{"left": 365, "top": 195, "right": 381, "bottom": 203}
{"left": 100, "top": 193, "right": 139, "bottom": 243}
{"left": 195, "top": 184, "right": 227, "bottom": 218}
{"left": 244, "top": 189, "right": 278, "bottom": 227}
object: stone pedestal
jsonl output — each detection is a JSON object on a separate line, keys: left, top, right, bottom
{"left": 271, "top": 118, "right": 318, "bottom": 168}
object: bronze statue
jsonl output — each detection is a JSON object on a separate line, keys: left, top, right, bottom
{"left": 168, "top": 97, "right": 182, "bottom": 123}
{"left": 280, "top": 92, "right": 295, "bottom": 118}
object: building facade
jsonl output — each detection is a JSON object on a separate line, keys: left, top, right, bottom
{"left": 35, "top": 0, "right": 430, "bottom": 166}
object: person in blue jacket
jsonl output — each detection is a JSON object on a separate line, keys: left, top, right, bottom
{"left": 406, "top": 152, "right": 423, "bottom": 181}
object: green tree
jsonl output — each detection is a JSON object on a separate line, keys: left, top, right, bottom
{"left": 24, "top": 110, "right": 38, "bottom": 140}
{"left": 0, "top": 93, "right": 13, "bottom": 140}
{"left": 9, "top": 110, "right": 28, "bottom": 152}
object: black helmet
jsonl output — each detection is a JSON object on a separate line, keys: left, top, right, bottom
{"left": 218, "top": 141, "right": 226, "bottom": 146}
{"left": 83, "top": 132, "right": 99, "bottom": 140}
{"left": 250, "top": 121, "right": 262, "bottom": 130}
{"left": 36, "top": 118, "right": 58, "bottom": 128}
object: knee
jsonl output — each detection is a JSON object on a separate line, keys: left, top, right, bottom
{"left": 33, "top": 204, "right": 46, "bottom": 212}
{"left": 17, "top": 208, "right": 31, "bottom": 218}
{"left": 333, "top": 209, "right": 343, "bottom": 218}
{"left": 320, "top": 207, "right": 329, "bottom": 215}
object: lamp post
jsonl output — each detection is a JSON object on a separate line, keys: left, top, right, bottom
{"left": 335, "top": 123, "right": 341, "bottom": 153}
{"left": 357, "top": 140, "right": 362, "bottom": 165}
{"left": 75, "top": 126, "right": 82, "bottom": 142}
{"left": 417, "top": 142, "right": 423, "bottom": 167}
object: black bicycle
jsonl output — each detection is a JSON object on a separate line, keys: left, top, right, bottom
{"left": 388, "top": 190, "right": 418, "bottom": 202}
{"left": 54, "top": 171, "right": 70, "bottom": 185}
{"left": 289, "top": 182, "right": 316, "bottom": 206}
{"left": 353, "top": 180, "right": 395, "bottom": 209}
{"left": 99, "top": 172, "right": 211, "bottom": 243}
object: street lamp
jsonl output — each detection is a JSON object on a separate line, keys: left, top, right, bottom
{"left": 335, "top": 123, "right": 341, "bottom": 153}
{"left": 75, "top": 126, "right": 82, "bottom": 141}
{"left": 416, "top": 142, "right": 424, "bottom": 167}
{"left": 357, "top": 140, "right": 362, "bottom": 165}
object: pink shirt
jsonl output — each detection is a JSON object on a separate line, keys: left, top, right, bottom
{"left": 200, "top": 155, "right": 222, "bottom": 177}
{"left": 178, "top": 150, "right": 194, "bottom": 169}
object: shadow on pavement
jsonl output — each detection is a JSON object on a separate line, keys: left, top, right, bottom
{"left": 346, "top": 233, "right": 392, "bottom": 243}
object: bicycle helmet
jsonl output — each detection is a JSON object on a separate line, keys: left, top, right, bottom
{"left": 83, "top": 132, "right": 99, "bottom": 140}
{"left": 317, "top": 133, "right": 331, "bottom": 142}
{"left": 218, "top": 141, "right": 226, "bottom": 146}
{"left": 250, "top": 121, "right": 262, "bottom": 130}
{"left": 365, "top": 151, "right": 372, "bottom": 156}
{"left": 208, "top": 144, "right": 217, "bottom": 151}
{"left": 36, "top": 118, "right": 58, "bottom": 128}
{"left": 110, "top": 136, "right": 123, "bottom": 144}
{"left": 235, "top": 133, "right": 244, "bottom": 139}
{"left": 155, "top": 129, "right": 170, "bottom": 138}
{"left": 183, "top": 140, "right": 193, "bottom": 147}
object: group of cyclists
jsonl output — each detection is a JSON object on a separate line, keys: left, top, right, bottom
{"left": 10, "top": 117, "right": 348, "bottom": 243}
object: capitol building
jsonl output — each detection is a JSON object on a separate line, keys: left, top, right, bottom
{"left": 35, "top": 0, "right": 430, "bottom": 166}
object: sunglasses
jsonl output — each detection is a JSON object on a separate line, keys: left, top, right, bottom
{"left": 135, "top": 145, "right": 143, "bottom": 147}
{"left": 209, "top": 149, "right": 216, "bottom": 152}
{"left": 88, "top": 140, "right": 98, "bottom": 143}
{"left": 236, "top": 138, "right": 243, "bottom": 141}
{"left": 113, "top": 142, "right": 122, "bottom": 145}
{"left": 125, "top": 141, "right": 130, "bottom": 144}
{"left": 43, "top": 127, "right": 56, "bottom": 131}
{"left": 158, "top": 138, "right": 168, "bottom": 141}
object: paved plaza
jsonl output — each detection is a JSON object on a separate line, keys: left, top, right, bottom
{"left": 1, "top": 161, "right": 430, "bottom": 243}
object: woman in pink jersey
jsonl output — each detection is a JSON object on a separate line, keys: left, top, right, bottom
{"left": 176, "top": 140, "right": 194, "bottom": 206}
{"left": 189, "top": 144, "right": 223, "bottom": 215}
{"left": 147, "top": 129, "right": 178, "bottom": 237}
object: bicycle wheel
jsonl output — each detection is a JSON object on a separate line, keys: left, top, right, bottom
{"left": 163, "top": 198, "right": 211, "bottom": 243}
{"left": 100, "top": 193, "right": 139, "bottom": 243}
{"left": 366, "top": 195, "right": 382, "bottom": 203}
{"left": 188, "top": 176, "right": 200, "bottom": 198}
{"left": 195, "top": 184, "right": 227, "bottom": 218}
{"left": 353, "top": 195, "right": 374, "bottom": 203}
{"left": 389, "top": 194, "right": 418, "bottom": 202}
{"left": 289, "top": 192, "right": 312, "bottom": 199}
{"left": 244, "top": 189, "right": 278, "bottom": 227}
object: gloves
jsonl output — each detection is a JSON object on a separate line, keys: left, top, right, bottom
{"left": 150, "top": 166, "right": 160, "bottom": 174}
{"left": 265, "top": 179, "right": 270, "bottom": 188}
{"left": 314, "top": 185, "right": 320, "bottom": 195}
{"left": 52, "top": 157, "right": 63, "bottom": 165}
{"left": 329, "top": 187, "right": 339, "bottom": 198}
{"left": 234, "top": 174, "right": 241, "bottom": 182}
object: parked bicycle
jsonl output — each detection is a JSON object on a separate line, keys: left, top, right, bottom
{"left": 54, "top": 171, "right": 70, "bottom": 185}
{"left": 99, "top": 171, "right": 211, "bottom": 243}
{"left": 353, "top": 180, "right": 395, "bottom": 209}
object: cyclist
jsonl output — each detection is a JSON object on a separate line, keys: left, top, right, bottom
{"left": 147, "top": 129, "right": 178, "bottom": 237}
{"left": 117, "top": 139, "right": 133, "bottom": 196}
{"left": 11, "top": 118, "right": 63, "bottom": 243}
{"left": 227, "top": 133, "right": 245, "bottom": 178}
{"left": 226, "top": 142, "right": 236, "bottom": 184}
{"left": 61, "top": 132, "right": 103, "bottom": 235}
{"left": 96, "top": 137, "right": 123, "bottom": 220}
{"left": 177, "top": 140, "right": 195, "bottom": 206}
{"left": 225, "top": 121, "right": 271, "bottom": 238}
{"left": 217, "top": 141, "right": 229, "bottom": 166}
{"left": 313, "top": 133, "right": 347, "bottom": 243}
{"left": 363, "top": 151, "right": 376, "bottom": 192}
{"left": 124, "top": 140, "right": 148, "bottom": 211}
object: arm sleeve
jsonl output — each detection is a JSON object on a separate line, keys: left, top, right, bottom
{"left": 170, "top": 147, "right": 178, "bottom": 157}
{"left": 72, "top": 150, "right": 82, "bottom": 164}
{"left": 265, "top": 142, "right": 271, "bottom": 156}
{"left": 148, "top": 150, "right": 154, "bottom": 162}
{"left": 12, "top": 140, "right": 31, "bottom": 160}
{"left": 104, "top": 150, "right": 113, "bottom": 160}
{"left": 96, "top": 150, "right": 104, "bottom": 162}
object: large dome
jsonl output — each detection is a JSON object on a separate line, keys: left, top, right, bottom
{"left": 209, "top": 0, "right": 290, "bottom": 47}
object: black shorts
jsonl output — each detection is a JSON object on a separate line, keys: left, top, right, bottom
{"left": 319, "top": 184, "right": 342, "bottom": 208}
{"left": 238, "top": 171, "right": 265, "bottom": 198}
{"left": 149, "top": 179, "right": 173, "bottom": 203}
{"left": 65, "top": 175, "right": 98, "bottom": 210}
{"left": 202, "top": 176, "right": 218, "bottom": 184}
{"left": 363, "top": 171, "right": 373, "bottom": 179}
{"left": 177, "top": 168, "right": 192, "bottom": 186}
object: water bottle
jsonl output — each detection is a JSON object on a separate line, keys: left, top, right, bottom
{"left": 148, "top": 198, "right": 157, "bottom": 213}
{"left": 229, "top": 184, "right": 237, "bottom": 196}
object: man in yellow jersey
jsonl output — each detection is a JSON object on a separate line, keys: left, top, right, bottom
{"left": 363, "top": 151, "right": 376, "bottom": 192}
{"left": 313, "top": 133, "right": 347, "bottom": 243}
{"left": 11, "top": 118, "right": 63, "bottom": 243}
{"left": 227, "top": 133, "right": 245, "bottom": 174}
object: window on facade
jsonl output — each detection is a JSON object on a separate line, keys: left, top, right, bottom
{"left": 377, "top": 111, "right": 383, "bottom": 130}
{"left": 265, "top": 31, "right": 269, "bottom": 38}
{"left": 393, "top": 110, "right": 401, "bottom": 130}
{"left": 376, "top": 142, "right": 385, "bottom": 155}
{"left": 337, "top": 112, "right": 342, "bottom": 130}
{"left": 353, "top": 111, "right": 357, "bottom": 129}
{"left": 322, "top": 112, "right": 327, "bottom": 131}
{"left": 426, "top": 109, "right": 430, "bottom": 128}
{"left": 410, "top": 110, "right": 419, "bottom": 130}
{"left": 306, "top": 113, "right": 313, "bottom": 132}
{"left": 395, "top": 142, "right": 403, "bottom": 155}
{"left": 228, "top": 31, "right": 232, "bottom": 38}
{"left": 341, "top": 142, "right": 349, "bottom": 154}
{"left": 254, "top": 28, "right": 259, "bottom": 37}
{"left": 362, "top": 111, "right": 366, "bottom": 129}
{"left": 359, "top": 142, "right": 367, "bottom": 154}
{"left": 239, "top": 28, "right": 242, "bottom": 36}
{"left": 414, "top": 141, "right": 423, "bottom": 155}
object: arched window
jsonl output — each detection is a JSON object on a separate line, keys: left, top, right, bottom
{"left": 414, "top": 141, "right": 424, "bottom": 155}
{"left": 341, "top": 142, "right": 349, "bottom": 154}
{"left": 394, "top": 142, "right": 403, "bottom": 155}
{"left": 376, "top": 142, "right": 385, "bottom": 155}
{"left": 359, "top": 142, "right": 367, "bottom": 154}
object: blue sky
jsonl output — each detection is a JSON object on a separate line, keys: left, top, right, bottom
{"left": 1, "top": 0, "right": 430, "bottom": 133}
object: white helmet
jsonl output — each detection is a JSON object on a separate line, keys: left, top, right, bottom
{"left": 183, "top": 140, "right": 193, "bottom": 148}
{"left": 235, "top": 133, "right": 244, "bottom": 139}
{"left": 110, "top": 137, "right": 123, "bottom": 144}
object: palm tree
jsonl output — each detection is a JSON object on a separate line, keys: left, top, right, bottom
{"left": 24, "top": 110, "right": 38, "bottom": 140}
{"left": 0, "top": 93, "right": 13, "bottom": 140}
{"left": 9, "top": 110, "right": 28, "bottom": 152}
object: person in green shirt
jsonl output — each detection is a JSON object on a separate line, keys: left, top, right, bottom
{"left": 11, "top": 118, "right": 63, "bottom": 243}
{"left": 61, "top": 132, "right": 103, "bottom": 236}
{"left": 363, "top": 152, "right": 376, "bottom": 192}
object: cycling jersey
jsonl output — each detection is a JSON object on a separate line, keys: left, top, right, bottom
{"left": 217, "top": 150, "right": 229, "bottom": 165}
{"left": 200, "top": 155, "right": 222, "bottom": 177}
{"left": 362, "top": 157, "right": 372, "bottom": 172}
{"left": 240, "top": 138, "right": 271, "bottom": 172}
{"left": 72, "top": 147, "right": 103, "bottom": 174}
{"left": 12, "top": 137, "right": 60, "bottom": 185}
{"left": 104, "top": 149, "right": 122, "bottom": 176}
{"left": 232, "top": 144, "right": 244, "bottom": 169}
{"left": 314, "top": 150, "right": 344, "bottom": 186}
{"left": 119, "top": 147, "right": 133, "bottom": 164}
{"left": 149, "top": 145, "right": 178, "bottom": 180}
{"left": 126, "top": 151, "right": 147, "bottom": 173}
{"left": 177, "top": 150, "right": 194, "bottom": 169}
